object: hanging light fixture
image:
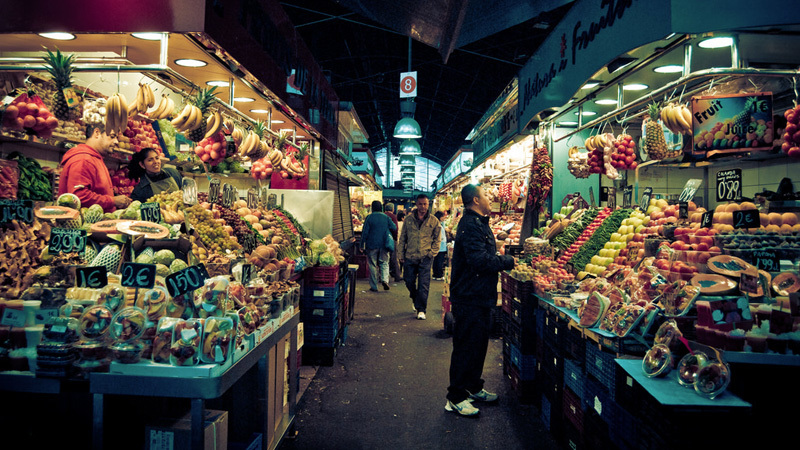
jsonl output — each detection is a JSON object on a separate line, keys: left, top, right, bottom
{"left": 400, "top": 165, "right": 415, "bottom": 173}
{"left": 399, "top": 139, "right": 421, "bottom": 155}
{"left": 393, "top": 117, "right": 422, "bottom": 139}
{"left": 399, "top": 154, "right": 416, "bottom": 166}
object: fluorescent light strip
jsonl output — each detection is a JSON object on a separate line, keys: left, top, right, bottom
{"left": 654, "top": 64, "right": 683, "bottom": 73}
{"left": 595, "top": 99, "right": 618, "bottom": 105}
{"left": 175, "top": 59, "right": 207, "bottom": 67}
{"left": 698, "top": 37, "right": 733, "bottom": 49}
{"left": 581, "top": 82, "right": 600, "bottom": 90}
{"left": 574, "top": 111, "right": 597, "bottom": 116}
{"left": 622, "top": 83, "right": 648, "bottom": 91}
{"left": 206, "top": 80, "right": 230, "bottom": 87}
{"left": 131, "top": 32, "right": 164, "bottom": 41}
{"left": 38, "top": 32, "right": 75, "bottom": 40}
{"left": 233, "top": 97, "right": 254, "bottom": 102}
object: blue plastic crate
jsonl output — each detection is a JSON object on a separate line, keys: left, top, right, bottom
{"left": 302, "top": 279, "right": 346, "bottom": 308}
{"left": 563, "top": 358, "right": 585, "bottom": 401}
{"left": 535, "top": 308, "right": 545, "bottom": 339}
{"left": 585, "top": 344, "right": 618, "bottom": 399}
{"left": 301, "top": 305, "right": 339, "bottom": 323}
{"left": 582, "top": 377, "right": 618, "bottom": 427}
{"left": 541, "top": 395, "right": 552, "bottom": 431}
{"left": 303, "top": 320, "right": 340, "bottom": 347}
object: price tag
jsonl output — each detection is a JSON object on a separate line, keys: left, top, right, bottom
{"left": 120, "top": 262, "right": 157, "bottom": 289}
{"left": 49, "top": 228, "right": 87, "bottom": 254}
{"left": 267, "top": 193, "right": 278, "bottom": 209}
{"left": 209, "top": 178, "right": 221, "bottom": 205}
{"left": 622, "top": 186, "right": 633, "bottom": 209}
{"left": 716, "top": 169, "right": 742, "bottom": 202}
{"left": 182, "top": 178, "right": 198, "bottom": 206}
{"left": 0, "top": 199, "right": 34, "bottom": 224}
{"left": 34, "top": 308, "right": 59, "bottom": 325}
{"left": 247, "top": 188, "right": 259, "bottom": 209}
{"left": 62, "top": 86, "right": 81, "bottom": 108}
{"left": 607, "top": 187, "right": 616, "bottom": 210}
{"left": 732, "top": 209, "right": 759, "bottom": 229}
{"left": 678, "top": 179, "right": 703, "bottom": 203}
{"left": 679, "top": 202, "right": 689, "bottom": 219}
{"left": 261, "top": 187, "right": 269, "bottom": 208}
{"left": 165, "top": 264, "right": 209, "bottom": 297}
{"left": 751, "top": 250, "right": 779, "bottom": 272}
{"left": 241, "top": 233, "right": 259, "bottom": 254}
{"left": 140, "top": 202, "right": 162, "bottom": 223}
{"left": 76, "top": 265, "right": 108, "bottom": 288}
{"left": 1, "top": 308, "right": 26, "bottom": 327}
{"left": 640, "top": 187, "right": 653, "bottom": 211}
{"left": 241, "top": 263, "right": 253, "bottom": 286}
{"left": 225, "top": 135, "right": 237, "bottom": 158}
{"left": 740, "top": 272, "right": 759, "bottom": 294}
{"left": 222, "top": 183, "right": 237, "bottom": 209}
{"left": 701, "top": 209, "right": 714, "bottom": 228}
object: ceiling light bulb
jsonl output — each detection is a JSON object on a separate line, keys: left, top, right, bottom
{"left": 622, "top": 83, "right": 648, "bottom": 91}
{"left": 698, "top": 37, "right": 733, "bottom": 49}
{"left": 595, "top": 99, "right": 618, "bottom": 105}
{"left": 233, "top": 97, "right": 254, "bottom": 102}
{"left": 581, "top": 82, "right": 600, "bottom": 90}
{"left": 175, "top": 59, "right": 207, "bottom": 67}
{"left": 38, "top": 32, "right": 75, "bottom": 40}
{"left": 393, "top": 117, "right": 422, "bottom": 139}
{"left": 250, "top": 109, "right": 269, "bottom": 114}
{"left": 559, "top": 121, "right": 579, "bottom": 126}
{"left": 654, "top": 64, "right": 683, "bottom": 73}
{"left": 131, "top": 32, "right": 164, "bottom": 40}
{"left": 574, "top": 111, "right": 597, "bottom": 116}
{"left": 206, "top": 80, "right": 230, "bottom": 87}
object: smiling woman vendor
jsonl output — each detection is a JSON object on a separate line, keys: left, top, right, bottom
{"left": 128, "top": 147, "right": 182, "bottom": 202}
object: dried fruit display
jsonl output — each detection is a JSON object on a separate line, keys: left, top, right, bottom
{"left": 526, "top": 146, "right": 552, "bottom": 214}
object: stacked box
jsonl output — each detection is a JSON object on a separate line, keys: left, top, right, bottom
{"left": 585, "top": 344, "right": 618, "bottom": 400}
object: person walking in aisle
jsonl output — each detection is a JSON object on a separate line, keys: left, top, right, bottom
{"left": 383, "top": 202, "right": 403, "bottom": 282}
{"left": 445, "top": 184, "right": 515, "bottom": 416}
{"left": 361, "top": 200, "right": 396, "bottom": 292}
{"left": 396, "top": 210, "right": 406, "bottom": 279}
{"left": 398, "top": 195, "right": 441, "bottom": 320}
{"left": 432, "top": 210, "right": 448, "bottom": 280}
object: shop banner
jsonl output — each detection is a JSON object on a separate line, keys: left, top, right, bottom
{"left": 691, "top": 93, "right": 773, "bottom": 157}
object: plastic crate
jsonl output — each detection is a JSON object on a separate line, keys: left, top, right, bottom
{"left": 301, "top": 304, "right": 340, "bottom": 324}
{"left": 562, "top": 420, "right": 584, "bottom": 450}
{"left": 503, "top": 313, "right": 536, "bottom": 354}
{"left": 302, "top": 281, "right": 346, "bottom": 309}
{"left": 614, "top": 364, "right": 645, "bottom": 413}
{"left": 608, "top": 405, "right": 639, "bottom": 450}
{"left": 541, "top": 336, "right": 563, "bottom": 380}
{"left": 501, "top": 291, "right": 513, "bottom": 316}
{"left": 564, "top": 324, "right": 586, "bottom": 363}
{"left": 585, "top": 343, "right": 618, "bottom": 399}
{"left": 562, "top": 384, "right": 585, "bottom": 433}
{"left": 582, "top": 408, "right": 612, "bottom": 450}
{"left": 563, "top": 358, "right": 585, "bottom": 401}
{"left": 542, "top": 312, "right": 566, "bottom": 349}
{"left": 303, "top": 320, "right": 340, "bottom": 347}
{"left": 507, "top": 361, "right": 538, "bottom": 404}
{"left": 301, "top": 345, "right": 337, "bottom": 366}
{"left": 540, "top": 394, "right": 563, "bottom": 438}
{"left": 304, "top": 265, "right": 341, "bottom": 287}
{"left": 582, "top": 377, "right": 617, "bottom": 427}
{"left": 338, "top": 324, "right": 349, "bottom": 345}
{"left": 535, "top": 308, "right": 545, "bottom": 339}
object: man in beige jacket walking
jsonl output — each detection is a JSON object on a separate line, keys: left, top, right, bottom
{"left": 398, "top": 194, "right": 441, "bottom": 320}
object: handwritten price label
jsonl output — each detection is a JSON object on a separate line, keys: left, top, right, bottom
{"left": 120, "top": 262, "right": 156, "bottom": 289}
{"left": 733, "top": 209, "right": 759, "bottom": 229}
{"left": 1, "top": 308, "right": 26, "bottom": 327}
{"left": 716, "top": 169, "right": 742, "bottom": 202}
{"left": 751, "top": 250, "right": 779, "bottom": 272}
{"left": 76, "top": 266, "right": 108, "bottom": 288}
{"left": 640, "top": 187, "right": 653, "bottom": 211}
{"left": 241, "top": 263, "right": 253, "bottom": 286}
{"left": 678, "top": 179, "right": 703, "bottom": 203}
{"left": 0, "top": 199, "right": 33, "bottom": 224}
{"left": 49, "top": 228, "right": 86, "bottom": 254}
{"left": 209, "top": 178, "right": 221, "bottom": 205}
{"left": 166, "top": 264, "right": 209, "bottom": 297}
{"left": 140, "top": 202, "right": 162, "bottom": 223}
{"left": 679, "top": 202, "right": 689, "bottom": 219}
{"left": 701, "top": 209, "right": 714, "bottom": 228}
{"left": 222, "top": 183, "right": 237, "bottom": 209}
{"left": 622, "top": 186, "right": 633, "bottom": 209}
{"left": 247, "top": 188, "right": 259, "bottom": 209}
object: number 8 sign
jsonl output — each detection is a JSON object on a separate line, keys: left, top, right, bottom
{"left": 400, "top": 71, "right": 417, "bottom": 98}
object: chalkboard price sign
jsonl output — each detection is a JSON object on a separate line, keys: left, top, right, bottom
{"left": 716, "top": 169, "right": 742, "bottom": 202}
{"left": 261, "top": 187, "right": 269, "bottom": 208}
{"left": 209, "top": 178, "right": 221, "bottom": 205}
{"left": 607, "top": 187, "right": 616, "bottom": 210}
{"left": 140, "top": 202, "right": 162, "bottom": 223}
{"left": 622, "top": 186, "right": 633, "bottom": 209}
{"left": 701, "top": 209, "right": 714, "bottom": 228}
{"left": 76, "top": 266, "right": 108, "bottom": 289}
{"left": 222, "top": 183, "right": 237, "bottom": 209}
{"left": 165, "top": 264, "right": 209, "bottom": 297}
{"left": 678, "top": 179, "right": 703, "bottom": 203}
{"left": 241, "top": 232, "right": 259, "bottom": 254}
{"left": 640, "top": 187, "right": 653, "bottom": 211}
{"left": 751, "top": 250, "right": 779, "bottom": 272}
{"left": 740, "top": 272, "right": 759, "bottom": 294}
{"left": 120, "top": 262, "right": 157, "bottom": 289}
{"left": 732, "top": 209, "right": 759, "bottom": 229}
{"left": 247, "top": 188, "right": 259, "bottom": 209}
{"left": 241, "top": 263, "right": 253, "bottom": 286}
{"left": 49, "top": 228, "right": 86, "bottom": 254}
{"left": 0, "top": 199, "right": 33, "bottom": 224}
{"left": 679, "top": 202, "right": 689, "bottom": 219}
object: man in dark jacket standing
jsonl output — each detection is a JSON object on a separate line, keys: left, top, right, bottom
{"left": 361, "top": 201, "right": 397, "bottom": 292}
{"left": 445, "top": 184, "right": 515, "bottom": 416}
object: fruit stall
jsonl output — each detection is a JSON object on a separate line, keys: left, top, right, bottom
{"left": 491, "top": 1, "right": 800, "bottom": 449}
{"left": 0, "top": 4, "right": 354, "bottom": 449}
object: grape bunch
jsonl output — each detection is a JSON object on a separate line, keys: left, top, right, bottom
{"left": 184, "top": 204, "right": 241, "bottom": 253}
{"left": 218, "top": 204, "right": 261, "bottom": 246}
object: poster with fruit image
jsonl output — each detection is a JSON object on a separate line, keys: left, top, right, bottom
{"left": 691, "top": 92, "right": 773, "bottom": 157}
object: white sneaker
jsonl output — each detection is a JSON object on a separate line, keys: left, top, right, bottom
{"left": 468, "top": 389, "right": 499, "bottom": 403}
{"left": 417, "top": 311, "right": 426, "bottom": 320}
{"left": 445, "top": 399, "right": 479, "bottom": 416}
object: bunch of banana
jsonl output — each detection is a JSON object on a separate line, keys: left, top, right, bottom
{"left": 584, "top": 134, "right": 612, "bottom": 152}
{"left": 660, "top": 102, "right": 693, "bottom": 135}
{"left": 268, "top": 148, "right": 283, "bottom": 167}
{"left": 203, "top": 111, "right": 224, "bottom": 139}
{"left": 170, "top": 103, "right": 203, "bottom": 133}
{"left": 223, "top": 118, "right": 235, "bottom": 134}
{"left": 105, "top": 93, "right": 129, "bottom": 133}
{"left": 231, "top": 127, "right": 244, "bottom": 147}
{"left": 148, "top": 94, "right": 176, "bottom": 120}
{"left": 129, "top": 82, "right": 156, "bottom": 115}
{"left": 237, "top": 130, "right": 260, "bottom": 157}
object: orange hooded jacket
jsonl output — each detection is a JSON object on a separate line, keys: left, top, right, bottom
{"left": 58, "top": 144, "right": 116, "bottom": 212}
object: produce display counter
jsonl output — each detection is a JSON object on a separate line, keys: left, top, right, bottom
{"left": 0, "top": 372, "right": 68, "bottom": 394}
{"left": 91, "top": 313, "right": 299, "bottom": 450}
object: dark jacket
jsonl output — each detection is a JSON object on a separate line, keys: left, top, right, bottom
{"left": 385, "top": 211, "right": 399, "bottom": 240}
{"left": 361, "top": 211, "right": 397, "bottom": 250}
{"left": 398, "top": 208, "right": 440, "bottom": 262}
{"left": 130, "top": 167, "right": 182, "bottom": 203}
{"left": 449, "top": 208, "right": 515, "bottom": 307}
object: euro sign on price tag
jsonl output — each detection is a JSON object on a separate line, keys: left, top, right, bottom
{"left": 701, "top": 209, "right": 714, "bottom": 228}
{"left": 76, "top": 266, "right": 108, "bottom": 289}
{"left": 0, "top": 199, "right": 34, "bottom": 224}
{"left": 733, "top": 209, "right": 759, "bottom": 229}
{"left": 716, "top": 169, "right": 742, "bottom": 202}
{"left": 49, "top": 228, "right": 86, "bottom": 254}
{"left": 120, "top": 262, "right": 156, "bottom": 289}
{"left": 140, "top": 202, "right": 162, "bottom": 223}
{"left": 166, "top": 264, "right": 209, "bottom": 297}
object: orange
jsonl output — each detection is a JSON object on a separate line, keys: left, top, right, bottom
{"left": 739, "top": 201, "right": 757, "bottom": 210}
{"left": 726, "top": 203, "right": 741, "bottom": 212}
{"left": 793, "top": 224, "right": 800, "bottom": 233}
{"left": 780, "top": 224, "right": 793, "bottom": 234}
{"left": 760, "top": 213, "right": 769, "bottom": 227}
{"left": 782, "top": 212, "right": 799, "bottom": 226}
{"left": 765, "top": 224, "right": 781, "bottom": 233}
{"left": 768, "top": 213, "right": 783, "bottom": 226}
{"left": 720, "top": 212, "right": 734, "bottom": 226}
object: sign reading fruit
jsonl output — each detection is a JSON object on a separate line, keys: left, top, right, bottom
{"left": 691, "top": 92, "right": 773, "bottom": 157}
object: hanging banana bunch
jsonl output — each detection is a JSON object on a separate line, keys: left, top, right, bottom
{"left": 105, "top": 92, "right": 129, "bottom": 134}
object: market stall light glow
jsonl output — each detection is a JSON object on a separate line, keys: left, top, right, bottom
{"left": 233, "top": 97, "right": 254, "bottom": 102}
{"left": 654, "top": 64, "right": 684, "bottom": 73}
{"left": 559, "top": 121, "right": 579, "bottom": 126}
{"left": 399, "top": 155, "right": 416, "bottom": 166}
{"left": 393, "top": 117, "right": 422, "bottom": 139}
{"left": 698, "top": 37, "right": 733, "bottom": 49}
{"left": 206, "top": 80, "right": 230, "bottom": 87}
{"left": 398, "top": 139, "right": 421, "bottom": 155}
{"left": 250, "top": 109, "right": 269, "bottom": 114}
{"left": 581, "top": 82, "right": 600, "bottom": 90}
{"left": 574, "top": 111, "right": 597, "bottom": 116}
{"left": 131, "top": 32, "right": 164, "bottom": 41}
{"left": 622, "top": 83, "right": 649, "bottom": 91}
{"left": 38, "top": 32, "right": 75, "bottom": 40}
{"left": 175, "top": 58, "right": 207, "bottom": 67}
{"left": 595, "top": 99, "right": 618, "bottom": 105}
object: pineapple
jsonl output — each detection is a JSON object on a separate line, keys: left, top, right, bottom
{"left": 733, "top": 97, "right": 756, "bottom": 138}
{"left": 645, "top": 102, "right": 667, "bottom": 160}
{"left": 186, "top": 87, "right": 217, "bottom": 142}
{"left": 42, "top": 47, "right": 77, "bottom": 121}
{"left": 252, "top": 120, "right": 268, "bottom": 158}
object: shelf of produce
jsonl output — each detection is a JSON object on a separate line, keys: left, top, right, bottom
{"left": 1, "top": 131, "right": 136, "bottom": 164}
{"left": 0, "top": 372, "right": 69, "bottom": 394}
{"left": 90, "top": 313, "right": 299, "bottom": 450}
{"left": 615, "top": 358, "right": 751, "bottom": 411}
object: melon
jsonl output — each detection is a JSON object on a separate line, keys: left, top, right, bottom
{"left": 765, "top": 224, "right": 781, "bottom": 233}
{"left": 155, "top": 264, "right": 170, "bottom": 277}
{"left": 726, "top": 203, "right": 740, "bottom": 212}
{"left": 57, "top": 193, "right": 81, "bottom": 210}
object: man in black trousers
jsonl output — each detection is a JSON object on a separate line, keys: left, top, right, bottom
{"left": 445, "top": 184, "right": 515, "bottom": 416}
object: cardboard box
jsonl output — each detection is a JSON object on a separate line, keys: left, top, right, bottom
{"left": 145, "top": 409, "right": 228, "bottom": 450}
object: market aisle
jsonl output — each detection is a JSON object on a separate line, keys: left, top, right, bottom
{"left": 280, "top": 278, "right": 559, "bottom": 450}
